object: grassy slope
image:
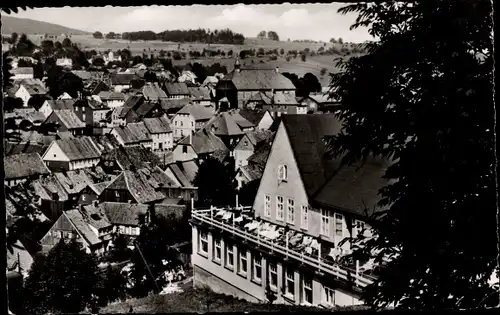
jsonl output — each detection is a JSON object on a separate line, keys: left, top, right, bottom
{"left": 97, "top": 287, "right": 368, "bottom": 313}
{"left": 1, "top": 16, "right": 90, "bottom": 36}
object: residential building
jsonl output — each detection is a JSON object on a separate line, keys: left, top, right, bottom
{"left": 94, "top": 91, "right": 126, "bottom": 108}
{"left": 164, "top": 159, "right": 199, "bottom": 189}
{"left": 300, "top": 94, "right": 340, "bottom": 113}
{"left": 14, "top": 78, "right": 47, "bottom": 107}
{"left": 4, "top": 153, "right": 51, "bottom": 186}
{"left": 44, "top": 109, "right": 86, "bottom": 135}
{"left": 204, "top": 110, "right": 255, "bottom": 150}
{"left": 42, "top": 137, "right": 101, "bottom": 171}
{"left": 215, "top": 61, "right": 296, "bottom": 109}
{"left": 143, "top": 116, "right": 174, "bottom": 151}
{"left": 178, "top": 70, "right": 198, "bottom": 84}
{"left": 239, "top": 109, "right": 275, "bottom": 131}
{"left": 159, "top": 98, "right": 192, "bottom": 118}
{"left": 172, "top": 104, "right": 214, "bottom": 140}
{"left": 142, "top": 82, "right": 169, "bottom": 101}
{"left": 110, "top": 73, "right": 139, "bottom": 92}
{"left": 39, "top": 99, "right": 76, "bottom": 118}
{"left": 164, "top": 82, "right": 191, "bottom": 99}
{"left": 86, "top": 80, "right": 111, "bottom": 96}
{"left": 263, "top": 93, "right": 308, "bottom": 118}
{"left": 110, "top": 107, "right": 126, "bottom": 127}
{"left": 58, "top": 92, "right": 73, "bottom": 100}
{"left": 110, "top": 122, "right": 153, "bottom": 148}
{"left": 191, "top": 114, "right": 390, "bottom": 307}
{"left": 56, "top": 58, "right": 73, "bottom": 69}
{"left": 173, "top": 129, "right": 229, "bottom": 162}
{"left": 188, "top": 86, "right": 212, "bottom": 107}
{"left": 102, "top": 145, "right": 163, "bottom": 172}
{"left": 233, "top": 129, "right": 274, "bottom": 171}
{"left": 74, "top": 98, "right": 111, "bottom": 127}
{"left": 11, "top": 67, "right": 34, "bottom": 80}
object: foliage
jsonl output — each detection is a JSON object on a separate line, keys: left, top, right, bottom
{"left": 300, "top": 53, "right": 307, "bottom": 62}
{"left": 23, "top": 239, "right": 99, "bottom": 315}
{"left": 10, "top": 33, "right": 37, "bottom": 56}
{"left": 282, "top": 72, "right": 321, "bottom": 97}
{"left": 128, "top": 209, "right": 185, "bottom": 298}
{"left": 96, "top": 265, "right": 127, "bottom": 307}
{"left": 2, "top": 52, "right": 14, "bottom": 90}
{"left": 106, "top": 32, "right": 117, "bottom": 39}
{"left": 92, "top": 56, "right": 105, "bottom": 67}
{"left": 27, "top": 94, "right": 49, "bottom": 110}
{"left": 93, "top": 31, "right": 103, "bottom": 39}
{"left": 257, "top": 30, "right": 267, "bottom": 38}
{"left": 238, "top": 179, "right": 260, "bottom": 206}
{"left": 328, "top": 0, "right": 496, "bottom": 310}
{"left": 320, "top": 67, "right": 327, "bottom": 76}
{"left": 267, "top": 31, "right": 280, "bottom": 41}
{"left": 44, "top": 65, "right": 84, "bottom": 99}
{"left": 110, "top": 234, "right": 132, "bottom": 262}
{"left": 121, "top": 28, "right": 245, "bottom": 45}
{"left": 193, "top": 157, "right": 237, "bottom": 208}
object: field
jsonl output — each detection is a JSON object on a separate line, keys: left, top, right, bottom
{"left": 5, "top": 35, "right": 361, "bottom": 86}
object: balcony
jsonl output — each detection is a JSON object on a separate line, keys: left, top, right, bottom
{"left": 191, "top": 207, "right": 378, "bottom": 289}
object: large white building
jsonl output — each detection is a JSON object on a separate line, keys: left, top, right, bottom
{"left": 191, "top": 114, "right": 391, "bottom": 307}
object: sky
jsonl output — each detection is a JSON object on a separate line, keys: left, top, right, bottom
{"left": 12, "top": 4, "right": 373, "bottom": 43}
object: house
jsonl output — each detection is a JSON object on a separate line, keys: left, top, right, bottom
{"left": 115, "top": 95, "right": 145, "bottom": 123}
{"left": 110, "top": 107, "right": 127, "bottom": 127}
{"left": 100, "top": 166, "right": 182, "bottom": 204}
{"left": 263, "top": 92, "right": 308, "bottom": 118}
{"left": 57, "top": 92, "right": 73, "bottom": 100}
{"left": 164, "top": 82, "right": 191, "bottom": 99}
{"left": 239, "top": 108, "right": 274, "bottom": 131}
{"left": 190, "top": 114, "right": 390, "bottom": 307}
{"left": 235, "top": 163, "right": 263, "bottom": 190}
{"left": 74, "top": 98, "right": 111, "bottom": 127}
{"left": 11, "top": 67, "right": 34, "bottom": 80}
{"left": 42, "top": 137, "right": 101, "bottom": 171}
{"left": 173, "top": 129, "right": 229, "bottom": 162}
{"left": 110, "top": 122, "right": 153, "bottom": 148}
{"left": 44, "top": 110, "right": 86, "bottom": 135}
{"left": 177, "top": 70, "right": 198, "bottom": 84}
{"left": 142, "top": 82, "right": 169, "bottom": 101}
{"left": 164, "top": 159, "right": 199, "bottom": 189}
{"left": 233, "top": 129, "right": 274, "bottom": 171}
{"left": 14, "top": 78, "right": 47, "bottom": 107}
{"left": 7, "top": 239, "right": 34, "bottom": 279}
{"left": 188, "top": 86, "right": 213, "bottom": 107}
{"left": 171, "top": 104, "right": 214, "bottom": 140}
{"left": 215, "top": 61, "right": 296, "bottom": 109}
{"left": 4, "top": 141, "right": 46, "bottom": 156}
{"left": 56, "top": 58, "right": 73, "bottom": 69}
{"left": 244, "top": 91, "right": 273, "bottom": 110}
{"left": 4, "top": 153, "right": 51, "bottom": 186}
{"left": 160, "top": 98, "right": 192, "bottom": 118}
{"left": 143, "top": 116, "right": 174, "bottom": 151}
{"left": 39, "top": 99, "right": 76, "bottom": 118}
{"left": 39, "top": 207, "right": 112, "bottom": 255}
{"left": 110, "top": 73, "right": 139, "bottom": 92}
{"left": 204, "top": 110, "right": 255, "bottom": 150}
{"left": 301, "top": 94, "right": 340, "bottom": 113}
{"left": 102, "top": 145, "right": 163, "bottom": 172}
{"left": 86, "top": 80, "right": 110, "bottom": 96}
{"left": 94, "top": 91, "right": 126, "bottom": 108}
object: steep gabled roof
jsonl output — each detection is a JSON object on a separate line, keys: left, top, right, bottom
{"left": 103, "top": 145, "right": 162, "bottom": 171}
{"left": 205, "top": 110, "right": 254, "bottom": 136}
{"left": 219, "top": 69, "right": 296, "bottom": 90}
{"left": 119, "top": 95, "right": 144, "bottom": 119}
{"left": 164, "top": 82, "right": 190, "bottom": 95}
{"left": 110, "top": 73, "right": 138, "bottom": 85}
{"left": 143, "top": 116, "right": 172, "bottom": 134}
{"left": 50, "top": 137, "right": 101, "bottom": 161}
{"left": 64, "top": 210, "right": 102, "bottom": 246}
{"left": 4, "top": 153, "right": 51, "bottom": 180}
{"left": 113, "top": 122, "right": 152, "bottom": 144}
{"left": 176, "top": 104, "right": 213, "bottom": 122}
{"left": 45, "top": 99, "right": 76, "bottom": 111}
{"left": 51, "top": 110, "right": 85, "bottom": 130}
{"left": 166, "top": 160, "right": 199, "bottom": 188}
{"left": 238, "top": 108, "right": 270, "bottom": 126}
{"left": 187, "top": 87, "right": 211, "bottom": 100}
{"left": 179, "top": 129, "right": 228, "bottom": 155}
{"left": 142, "top": 82, "right": 168, "bottom": 101}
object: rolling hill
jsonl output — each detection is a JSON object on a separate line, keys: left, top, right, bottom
{"left": 1, "top": 16, "right": 89, "bottom": 36}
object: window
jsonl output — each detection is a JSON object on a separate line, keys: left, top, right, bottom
{"left": 355, "top": 220, "right": 365, "bottom": 237}
{"left": 276, "top": 196, "right": 284, "bottom": 221}
{"left": 225, "top": 243, "right": 234, "bottom": 269}
{"left": 191, "top": 121, "right": 194, "bottom": 127}
{"left": 301, "top": 205, "right": 308, "bottom": 229}
{"left": 75, "top": 106, "right": 79, "bottom": 112}
{"left": 264, "top": 195, "right": 271, "bottom": 217}
{"left": 287, "top": 198, "right": 295, "bottom": 224}
{"left": 323, "top": 286, "right": 335, "bottom": 306}
{"left": 182, "top": 146, "right": 188, "bottom": 154}
{"left": 278, "top": 164, "right": 288, "bottom": 181}
{"left": 82, "top": 113, "right": 86, "bottom": 121}
{"left": 268, "top": 262, "right": 277, "bottom": 288}
{"left": 115, "top": 191, "right": 120, "bottom": 198}
{"left": 303, "top": 276, "right": 313, "bottom": 304}
{"left": 238, "top": 248, "right": 248, "bottom": 275}
{"left": 321, "top": 209, "right": 330, "bottom": 236}
{"left": 335, "top": 213, "right": 344, "bottom": 237}
{"left": 175, "top": 121, "right": 178, "bottom": 126}
{"left": 198, "top": 231, "right": 208, "bottom": 255}
{"left": 180, "top": 121, "right": 184, "bottom": 127}
{"left": 285, "top": 269, "right": 295, "bottom": 297}
{"left": 252, "top": 253, "right": 262, "bottom": 282}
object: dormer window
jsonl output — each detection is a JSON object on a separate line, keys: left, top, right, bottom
{"left": 278, "top": 164, "right": 288, "bottom": 182}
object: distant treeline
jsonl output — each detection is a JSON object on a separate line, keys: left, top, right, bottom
{"left": 121, "top": 29, "right": 245, "bottom": 45}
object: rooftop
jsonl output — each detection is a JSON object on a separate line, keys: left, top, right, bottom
{"left": 176, "top": 104, "right": 213, "bottom": 122}
{"left": 164, "top": 82, "right": 190, "bottom": 96}
{"left": 50, "top": 137, "right": 101, "bottom": 161}
{"left": 220, "top": 69, "right": 296, "bottom": 91}
{"left": 4, "top": 152, "right": 51, "bottom": 180}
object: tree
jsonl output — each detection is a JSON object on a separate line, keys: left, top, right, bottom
{"left": 257, "top": 30, "right": 267, "bottom": 38}
{"left": 258, "top": 47, "right": 265, "bottom": 56}
{"left": 93, "top": 31, "right": 103, "bottom": 39}
{"left": 110, "top": 234, "right": 131, "bottom": 262}
{"left": 106, "top": 32, "right": 116, "bottom": 39}
{"left": 92, "top": 57, "right": 105, "bottom": 68}
{"left": 279, "top": 48, "right": 285, "bottom": 55}
{"left": 10, "top": 32, "right": 19, "bottom": 45}
{"left": 320, "top": 67, "right": 327, "bottom": 76}
{"left": 24, "top": 239, "right": 99, "bottom": 315}
{"left": 300, "top": 53, "right": 306, "bottom": 62}
{"left": 238, "top": 179, "right": 260, "bottom": 206}
{"left": 327, "top": 0, "right": 496, "bottom": 310}
{"left": 27, "top": 94, "right": 49, "bottom": 111}
{"left": 143, "top": 71, "right": 158, "bottom": 82}
{"left": 96, "top": 265, "right": 127, "bottom": 307}
{"left": 62, "top": 37, "right": 72, "bottom": 47}
{"left": 228, "top": 49, "right": 233, "bottom": 57}
{"left": 330, "top": 37, "right": 337, "bottom": 43}
{"left": 193, "top": 157, "right": 236, "bottom": 208}
{"left": 267, "top": 31, "right": 280, "bottom": 41}
{"left": 45, "top": 65, "right": 84, "bottom": 99}
{"left": 338, "top": 37, "right": 343, "bottom": 44}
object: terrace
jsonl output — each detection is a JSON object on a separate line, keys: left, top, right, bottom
{"left": 191, "top": 206, "right": 379, "bottom": 290}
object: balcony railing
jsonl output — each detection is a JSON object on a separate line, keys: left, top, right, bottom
{"left": 192, "top": 207, "right": 377, "bottom": 289}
